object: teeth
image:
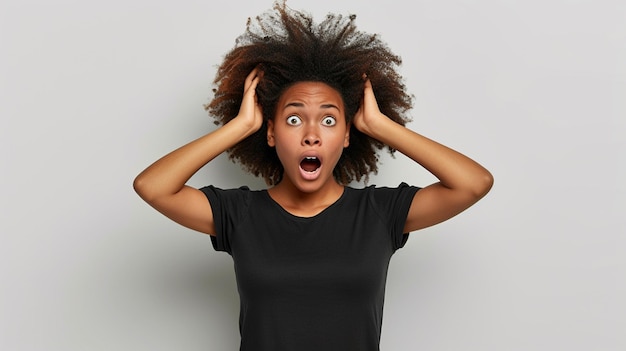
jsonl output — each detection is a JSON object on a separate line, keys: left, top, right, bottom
{"left": 305, "top": 157, "right": 317, "bottom": 160}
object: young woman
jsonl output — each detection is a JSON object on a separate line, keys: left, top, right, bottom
{"left": 134, "top": 2, "right": 493, "bottom": 350}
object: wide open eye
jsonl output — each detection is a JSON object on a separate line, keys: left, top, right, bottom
{"left": 321, "top": 116, "right": 336, "bottom": 126}
{"left": 287, "top": 115, "right": 302, "bottom": 126}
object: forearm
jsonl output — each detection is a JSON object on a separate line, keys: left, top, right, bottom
{"left": 133, "top": 117, "right": 256, "bottom": 201}
{"left": 367, "top": 117, "right": 493, "bottom": 197}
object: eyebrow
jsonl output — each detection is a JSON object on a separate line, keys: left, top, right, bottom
{"left": 283, "top": 102, "right": 341, "bottom": 111}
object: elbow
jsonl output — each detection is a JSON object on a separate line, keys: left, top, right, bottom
{"left": 473, "top": 170, "right": 494, "bottom": 199}
{"left": 133, "top": 174, "right": 153, "bottom": 202}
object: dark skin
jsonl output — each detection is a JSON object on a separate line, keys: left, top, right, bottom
{"left": 134, "top": 68, "right": 494, "bottom": 234}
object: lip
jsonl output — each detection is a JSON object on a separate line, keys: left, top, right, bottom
{"left": 298, "top": 152, "right": 323, "bottom": 181}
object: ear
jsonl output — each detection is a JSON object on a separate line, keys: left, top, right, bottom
{"left": 267, "top": 119, "right": 275, "bottom": 147}
{"left": 343, "top": 123, "right": 350, "bottom": 148}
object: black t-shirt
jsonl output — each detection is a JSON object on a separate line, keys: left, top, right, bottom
{"left": 201, "top": 183, "right": 419, "bottom": 351}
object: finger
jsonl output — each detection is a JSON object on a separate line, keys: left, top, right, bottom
{"left": 363, "top": 77, "right": 373, "bottom": 90}
{"left": 245, "top": 66, "right": 264, "bottom": 91}
{"left": 244, "top": 77, "right": 262, "bottom": 97}
{"left": 362, "top": 82, "right": 375, "bottom": 104}
{"left": 246, "top": 81, "right": 260, "bottom": 104}
{"left": 244, "top": 67, "right": 259, "bottom": 88}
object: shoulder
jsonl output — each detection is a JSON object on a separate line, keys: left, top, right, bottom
{"left": 347, "top": 182, "right": 420, "bottom": 202}
{"left": 200, "top": 185, "right": 252, "bottom": 197}
{"left": 199, "top": 185, "right": 267, "bottom": 212}
{"left": 343, "top": 183, "right": 420, "bottom": 217}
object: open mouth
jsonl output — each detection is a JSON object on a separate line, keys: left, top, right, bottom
{"left": 300, "top": 156, "right": 321, "bottom": 173}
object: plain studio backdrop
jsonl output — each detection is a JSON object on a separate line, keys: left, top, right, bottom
{"left": 1, "top": 0, "right": 624, "bottom": 350}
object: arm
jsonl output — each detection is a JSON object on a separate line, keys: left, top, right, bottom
{"left": 133, "top": 68, "right": 264, "bottom": 235}
{"left": 354, "top": 78, "right": 494, "bottom": 232}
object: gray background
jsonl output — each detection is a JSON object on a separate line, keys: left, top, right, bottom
{"left": 2, "top": 0, "right": 624, "bottom": 350}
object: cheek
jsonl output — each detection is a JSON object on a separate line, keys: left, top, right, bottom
{"left": 272, "top": 136, "right": 297, "bottom": 161}
{"left": 324, "top": 128, "right": 349, "bottom": 147}
{"left": 273, "top": 129, "right": 296, "bottom": 148}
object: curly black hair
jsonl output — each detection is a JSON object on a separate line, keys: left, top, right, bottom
{"left": 206, "top": 0, "right": 413, "bottom": 185}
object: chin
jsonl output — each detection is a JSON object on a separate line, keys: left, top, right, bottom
{"left": 304, "top": 178, "right": 341, "bottom": 194}
{"left": 292, "top": 181, "right": 323, "bottom": 194}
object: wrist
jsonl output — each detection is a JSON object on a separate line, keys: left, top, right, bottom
{"left": 230, "top": 114, "right": 262, "bottom": 138}
{"left": 357, "top": 113, "right": 396, "bottom": 140}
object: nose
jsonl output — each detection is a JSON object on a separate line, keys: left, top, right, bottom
{"left": 302, "top": 126, "right": 321, "bottom": 146}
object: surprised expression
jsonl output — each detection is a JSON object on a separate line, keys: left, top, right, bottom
{"left": 267, "top": 81, "right": 350, "bottom": 191}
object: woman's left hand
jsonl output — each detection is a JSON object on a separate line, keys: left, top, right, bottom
{"left": 353, "top": 76, "right": 493, "bottom": 233}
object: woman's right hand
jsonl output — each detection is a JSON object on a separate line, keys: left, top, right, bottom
{"left": 235, "top": 67, "right": 264, "bottom": 134}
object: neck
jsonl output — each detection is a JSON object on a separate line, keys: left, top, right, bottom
{"left": 268, "top": 179, "right": 345, "bottom": 217}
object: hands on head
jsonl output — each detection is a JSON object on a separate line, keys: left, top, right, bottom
{"left": 235, "top": 66, "right": 265, "bottom": 134}
{"left": 238, "top": 67, "right": 391, "bottom": 141}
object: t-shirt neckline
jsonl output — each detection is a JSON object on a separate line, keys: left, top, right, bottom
{"left": 262, "top": 186, "right": 349, "bottom": 221}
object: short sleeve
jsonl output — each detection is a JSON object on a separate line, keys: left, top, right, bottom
{"left": 370, "top": 182, "right": 420, "bottom": 251}
{"left": 199, "top": 185, "right": 251, "bottom": 255}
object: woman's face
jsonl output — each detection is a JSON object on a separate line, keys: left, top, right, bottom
{"left": 267, "top": 81, "right": 350, "bottom": 193}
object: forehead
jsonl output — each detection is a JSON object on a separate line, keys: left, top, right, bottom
{"left": 277, "top": 81, "right": 344, "bottom": 109}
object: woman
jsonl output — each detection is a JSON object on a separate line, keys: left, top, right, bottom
{"left": 134, "top": 2, "right": 493, "bottom": 350}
